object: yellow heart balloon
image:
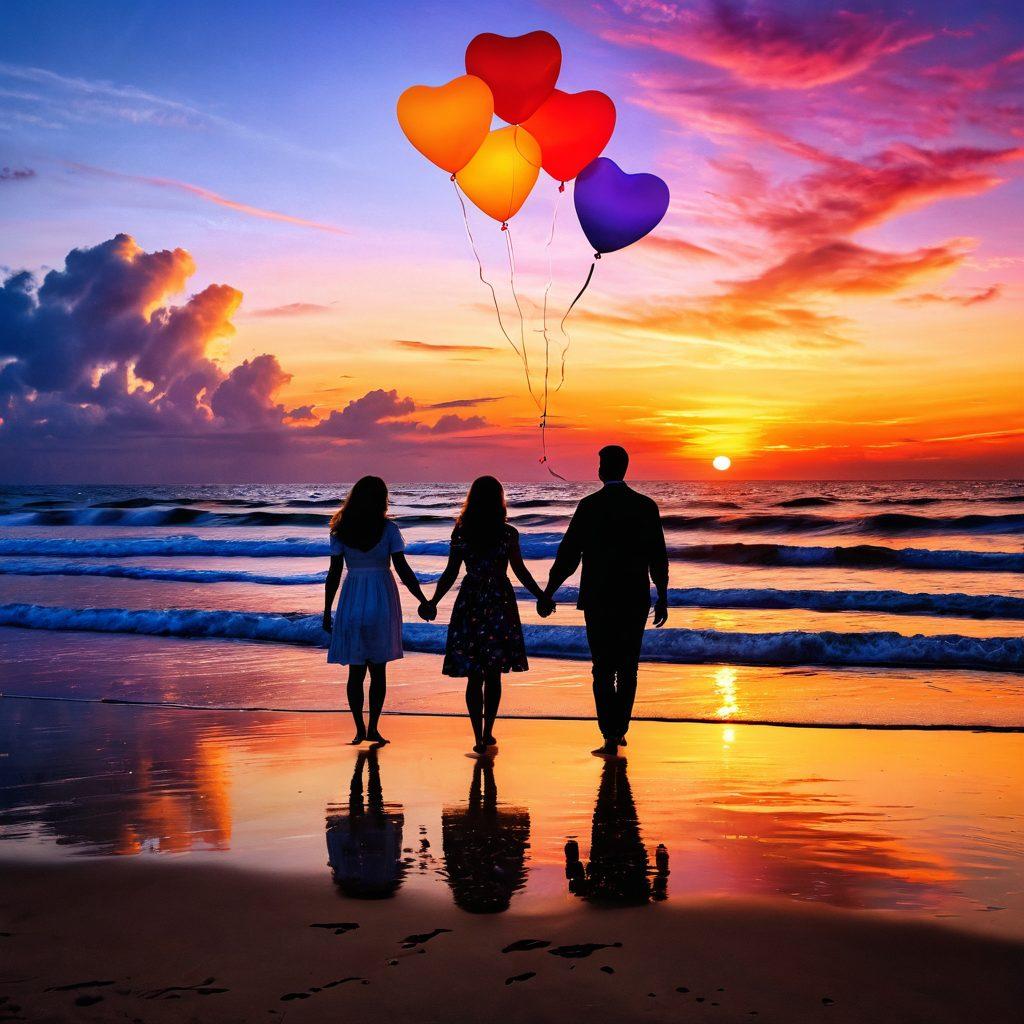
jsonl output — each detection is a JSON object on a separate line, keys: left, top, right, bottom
{"left": 397, "top": 75, "right": 494, "bottom": 175}
{"left": 456, "top": 125, "right": 541, "bottom": 224}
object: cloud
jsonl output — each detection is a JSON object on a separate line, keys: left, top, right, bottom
{"left": 69, "top": 163, "right": 347, "bottom": 235}
{"left": 0, "top": 166, "right": 35, "bottom": 181}
{"left": 637, "top": 234, "right": 723, "bottom": 261}
{"left": 599, "top": 1, "right": 931, "bottom": 89}
{"left": 246, "top": 302, "right": 333, "bottom": 318}
{"left": 423, "top": 396, "right": 505, "bottom": 410}
{"left": 424, "top": 413, "right": 489, "bottom": 433}
{"left": 736, "top": 145, "right": 1024, "bottom": 243}
{"left": 312, "top": 389, "right": 417, "bottom": 438}
{"left": 393, "top": 339, "right": 498, "bottom": 354}
{"left": 0, "top": 234, "right": 288, "bottom": 438}
{"left": 899, "top": 284, "right": 1002, "bottom": 307}
{"left": 727, "top": 239, "right": 970, "bottom": 302}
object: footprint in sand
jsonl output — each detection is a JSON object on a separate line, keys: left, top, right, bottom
{"left": 310, "top": 922, "right": 360, "bottom": 935}
{"left": 143, "top": 977, "right": 228, "bottom": 999}
{"left": 505, "top": 972, "right": 537, "bottom": 986}
{"left": 600, "top": 966, "right": 615, "bottom": 975}
{"left": 46, "top": 981, "right": 115, "bottom": 992}
{"left": 548, "top": 942, "right": 622, "bottom": 959}
{"left": 400, "top": 928, "right": 451, "bottom": 949}
{"left": 501, "top": 939, "right": 551, "bottom": 953}
{"left": 74, "top": 995, "right": 104, "bottom": 1007}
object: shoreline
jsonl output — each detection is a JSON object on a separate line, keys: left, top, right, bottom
{"left": 5, "top": 690, "right": 1024, "bottom": 732}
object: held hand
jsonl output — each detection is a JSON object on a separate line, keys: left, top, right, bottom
{"left": 418, "top": 600, "right": 437, "bottom": 622}
{"left": 536, "top": 594, "right": 556, "bottom": 618}
{"left": 652, "top": 600, "right": 668, "bottom": 628}
{"left": 322, "top": 611, "right": 333, "bottom": 634}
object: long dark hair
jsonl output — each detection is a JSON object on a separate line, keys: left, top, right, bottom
{"left": 330, "top": 476, "right": 388, "bottom": 551}
{"left": 455, "top": 476, "right": 507, "bottom": 550}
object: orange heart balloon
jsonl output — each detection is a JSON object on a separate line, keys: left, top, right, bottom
{"left": 522, "top": 89, "right": 616, "bottom": 184}
{"left": 455, "top": 125, "right": 541, "bottom": 224}
{"left": 397, "top": 75, "right": 494, "bottom": 174}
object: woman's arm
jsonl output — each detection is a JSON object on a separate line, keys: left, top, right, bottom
{"left": 323, "top": 553, "right": 344, "bottom": 632}
{"left": 429, "top": 548, "right": 464, "bottom": 605}
{"left": 509, "top": 531, "right": 548, "bottom": 603}
{"left": 391, "top": 552, "right": 428, "bottom": 604}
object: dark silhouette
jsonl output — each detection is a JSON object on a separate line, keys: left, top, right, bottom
{"left": 325, "top": 747, "right": 408, "bottom": 899}
{"left": 425, "top": 476, "right": 553, "bottom": 753}
{"left": 441, "top": 758, "right": 530, "bottom": 914}
{"left": 565, "top": 756, "right": 669, "bottom": 906}
{"left": 323, "top": 476, "right": 431, "bottom": 745}
{"left": 542, "top": 445, "right": 669, "bottom": 753}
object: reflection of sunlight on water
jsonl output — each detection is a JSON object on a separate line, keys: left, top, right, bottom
{"left": 714, "top": 667, "right": 740, "bottom": 720}
{"left": 722, "top": 726, "right": 736, "bottom": 751}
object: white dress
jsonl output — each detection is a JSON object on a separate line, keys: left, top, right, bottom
{"left": 327, "top": 520, "right": 405, "bottom": 665}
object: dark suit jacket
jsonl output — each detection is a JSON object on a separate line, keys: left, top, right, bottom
{"left": 550, "top": 483, "right": 668, "bottom": 612}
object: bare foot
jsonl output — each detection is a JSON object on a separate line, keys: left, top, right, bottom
{"left": 592, "top": 739, "right": 619, "bottom": 757}
{"left": 350, "top": 733, "right": 366, "bottom": 745}
{"left": 472, "top": 742, "right": 488, "bottom": 755}
{"left": 618, "top": 736, "right": 628, "bottom": 747}
{"left": 484, "top": 735, "right": 497, "bottom": 746}
{"left": 367, "top": 730, "right": 389, "bottom": 745}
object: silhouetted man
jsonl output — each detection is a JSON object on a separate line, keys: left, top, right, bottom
{"left": 541, "top": 445, "right": 668, "bottom": 754}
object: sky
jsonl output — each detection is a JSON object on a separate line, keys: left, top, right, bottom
{"left": 0, "top": 0, "right": 1021, "bottom": 483}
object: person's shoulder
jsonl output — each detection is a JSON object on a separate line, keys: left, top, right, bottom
{"left": 504, "top": 522, "right": 520, "bottom": 539}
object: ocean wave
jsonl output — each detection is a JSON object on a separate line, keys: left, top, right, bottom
{"left": 1, "top": 603, "right": 1020, "bottom": 672}
{"left": 659, "top": 511, "right": 1024, "bottom": 535}
{"left": 3, "top": 559, "right": 1021, "bottom": 620}
{"left": 1, "top": 533, "right": 1021, "bottom": 571}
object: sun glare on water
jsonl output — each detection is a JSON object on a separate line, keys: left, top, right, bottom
{"left": 712, "top": 455, "right": 731, "bottom": 471}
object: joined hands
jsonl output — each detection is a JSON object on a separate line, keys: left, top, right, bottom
{"left": 536, "top": 593, "right": 556, "bottom": 618}
{"left": 418, "top": 599, "right": 438, "bottom": 622}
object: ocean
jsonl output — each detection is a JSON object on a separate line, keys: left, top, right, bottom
{"left": 1, "top": 479, "right": 1021, "bottom": 728}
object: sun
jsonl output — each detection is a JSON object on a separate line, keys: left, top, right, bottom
{"left": 712, "top": 455, "right": 731, "bottom": 472}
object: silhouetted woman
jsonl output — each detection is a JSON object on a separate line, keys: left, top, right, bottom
{"left": 323, "top": 476, "right": 430, "bottom": 744}
{"left": 441, "top": 758, "right": 530, "bottom": 913}
{"left": 424, "top": 476, "right": 551, "bottom": 753}
{"left": 325, "top": 747, "right": 408, "bottom": 899}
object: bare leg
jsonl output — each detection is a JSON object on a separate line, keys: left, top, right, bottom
{"left": 465, "top": 672, "right": 485, "bottom": 751}
{"left": 482, "top": 669, "right": 502, "bottom": 746}
{"left": 366, "top": 662, "right": 388, "bottom": 744}
{"left": 347, "top": 664, "right": 367, "bottom": 743}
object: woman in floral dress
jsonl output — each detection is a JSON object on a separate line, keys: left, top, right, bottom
{"left": 424, "top": 477, "right": 554, "bottom": 754}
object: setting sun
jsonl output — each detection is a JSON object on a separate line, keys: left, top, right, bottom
{"left": 713, "top": 455, "right": 732, "bottom": 472}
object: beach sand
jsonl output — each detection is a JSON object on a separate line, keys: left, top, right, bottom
{"left": 2, "top": 707, "right": 1023, "bottom": 1023}
{"left": 3, "top": 857, "right": 1022, "bottom": 1024}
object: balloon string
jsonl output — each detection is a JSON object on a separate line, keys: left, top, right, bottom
{"left": 504, "top": 223, "right": 543, "bottom": 412}
{"left": 557, "top": 256, "right": 598, "bottom": 392}
{"left": 539, "top": 187, "right": 566, "bottom": 481}
{"left": 451, "top": 179, "right": 533, "bottom": 388}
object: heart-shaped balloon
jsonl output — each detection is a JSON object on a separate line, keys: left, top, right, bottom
{"left": 573, "top": 157, "right": 670, "bottom": 254}
{"left": 465, "top": 30, "right": 561, "bottom": 125}
{"left": 397, "top": 75, "right": 494, "bottom": 174}
{"left": 522, "top": 89, "right": 616, "bottom": 184}
{"left": 456, "top": 125, "right": 541, "bottom": 224}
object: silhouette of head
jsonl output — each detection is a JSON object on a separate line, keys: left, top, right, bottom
{"left": 456, "top": 475, "right": 508, "bottom": 549}
{"left": 598, "top": 445, "right": 629, "bottom": 482}
{"left": 330, "top": 476, "right": 388, "bottom": 551}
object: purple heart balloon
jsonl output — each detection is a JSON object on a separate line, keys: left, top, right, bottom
{"left": 574, "top": 157, "right": 670, "bottom": 255}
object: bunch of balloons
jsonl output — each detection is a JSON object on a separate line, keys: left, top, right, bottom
{"left": 397, "top": 30, "right": 671, "bottom": 476}
{"left": 397, "top": 29, "right": 669, "bottom": 250}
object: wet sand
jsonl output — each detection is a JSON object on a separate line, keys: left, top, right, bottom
{"left": 2, "top": 857, "right": 1022, "bottom": 1024}
{"left": 2, "top": 705, "right": 1023, "bottom": 1022}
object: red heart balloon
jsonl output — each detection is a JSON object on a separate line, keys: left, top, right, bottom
{"left": 465, "top": 30, "right": 561, "bottom": 125}
{"left": 522, "top": 89, "right": 617, "bottom": 184}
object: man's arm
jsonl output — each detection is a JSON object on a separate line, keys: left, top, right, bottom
{"left": 544, "top": 506, "right": 585, "bottom": 599}
{"left": 648, "top": 503, "right": 669, "bottom": 627}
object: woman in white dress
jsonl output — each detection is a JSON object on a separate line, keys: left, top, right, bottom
{"left": 323, "top": 477, "right": 431, "bottom": 745}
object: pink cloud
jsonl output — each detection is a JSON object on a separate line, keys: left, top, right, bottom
{"left": 602, "top": 1, "right": 931, "bottom": 89}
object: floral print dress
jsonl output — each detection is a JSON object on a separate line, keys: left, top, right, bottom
{"left": 442, "top": 524, "right": 529, "bottom": 677}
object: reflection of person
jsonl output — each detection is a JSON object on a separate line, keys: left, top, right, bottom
{"left": 441, "top": 759, "right": 530, "bottom": 914}
{"left": 565, "top": 756, "right": 669, "bottom": 906}
{"left": 325, "top": 748, "right": 407, "bottom": 899}
{"left": 424, "top": 476, "right": 553, "bottom": 753}
{"left": 543, "top": 446, "right": 669, "bottom": 754}
{"left": 323, "top": 476, "right": 431, "bottom": 745}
